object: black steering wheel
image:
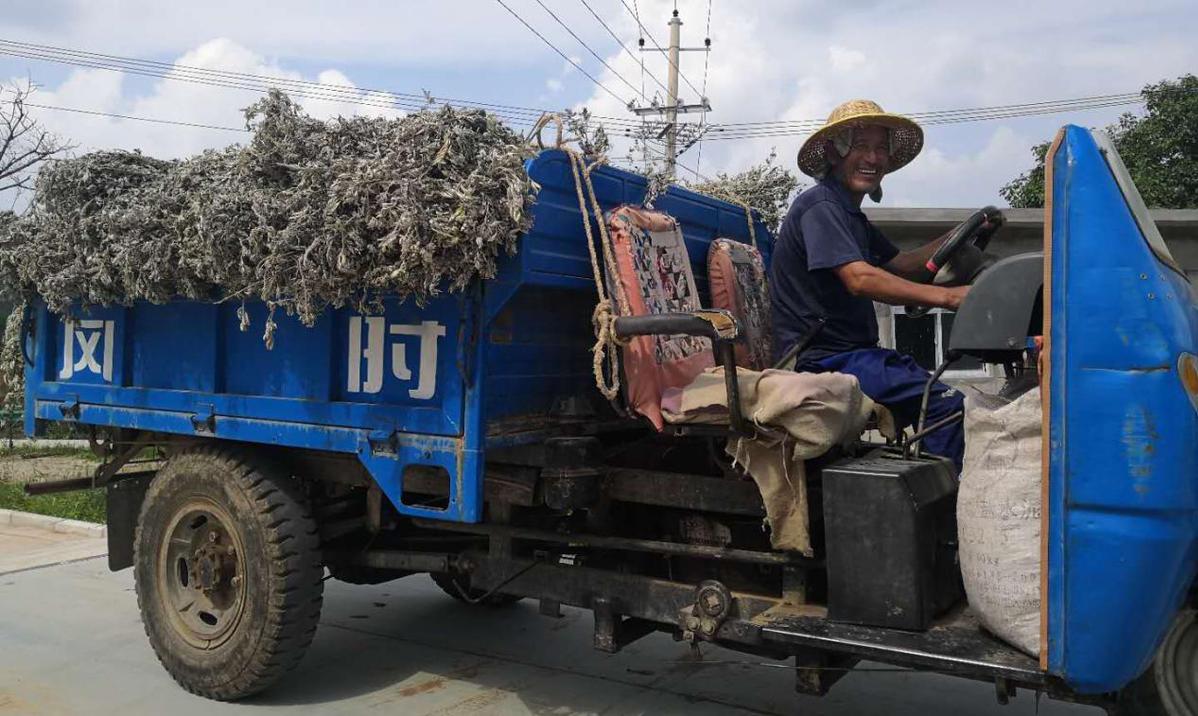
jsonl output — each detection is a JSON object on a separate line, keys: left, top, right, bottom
{"left": 906, "top": 206, "right": 1004, "bottom": 317}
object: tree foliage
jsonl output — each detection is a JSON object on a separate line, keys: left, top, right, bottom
{"left": 1001, "top": 74, "right": 1198, "bottom": 208}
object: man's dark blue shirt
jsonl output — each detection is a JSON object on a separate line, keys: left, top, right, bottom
{"left": 768, "top": 177, "right": 900, "bottom": 363}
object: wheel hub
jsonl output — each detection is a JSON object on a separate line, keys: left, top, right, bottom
{"left": 158, "top": 503, "right": 247, "bottom": 649}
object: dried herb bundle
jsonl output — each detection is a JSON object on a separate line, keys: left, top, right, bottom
{"left": 687, "top": 151, "right": 801, "bottom": 231}
{"left": 0, "top": 90, "right": 537, "bottom": 346}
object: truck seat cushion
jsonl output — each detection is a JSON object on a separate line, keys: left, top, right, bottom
{"left": 707, "top": 238, "right": 772, "bottom": 370}
{"left": 606, "top": 205, "right": 714, "bottom": 429}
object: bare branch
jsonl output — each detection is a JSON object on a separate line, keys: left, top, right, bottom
{"left": 0, "top": 81, "right": 73, "bottom": 195}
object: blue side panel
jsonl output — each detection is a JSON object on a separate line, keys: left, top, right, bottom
{"left": 26, "top": 293, "right": 481, "bottom": 522}
{"left": 24, "top": 148, "right": 777, "bottom": 522}
{"left": 1048, "top": 126, "right": 1198, "bottom": 692}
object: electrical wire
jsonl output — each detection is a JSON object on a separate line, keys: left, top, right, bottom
{"left": 492, "top": 0, "right": 632, "bottom": 107}
{"left": 576, "top": 0, "right": 670, "bottom": 97}
{"left": 0, "top": 37, "right": 646, "bottom": 130}
{"left": 0, "top": 43, "right": 652, "bottom": 140}
{"left": 617, "top": 0, "right": 704, "bottom": 98}
{"left": 24, "top": 102, "right": 248, "bottom": 132}
{"left": 529, "top": 0, "right": 646, "bottom": 102}
{"left": 695, "top": 0, "right": 713, "bottom": 171}
{"left": 2, "top": 36, "right": 1165, "bottom": 143}
{"left": 702, "top": 96, "right": 1149, "bottom": 141}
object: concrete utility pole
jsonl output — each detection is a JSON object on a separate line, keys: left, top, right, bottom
{"left": 632, "top": 8, "right": 711, "bottom": 181}
{"left": 665, "top": 11, "right": 681, "bottom": 179}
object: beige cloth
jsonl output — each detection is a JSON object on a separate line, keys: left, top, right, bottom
{"left": 662, "top": 368, "right": 883, "bottom": 556}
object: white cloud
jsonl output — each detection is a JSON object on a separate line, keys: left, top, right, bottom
{"left": 22, "top": 37, "right": 403, "bottom": 161}
{"left": 828, "top": 45, "right": 866, "bottom": 74}
{"left": 573, "top": 0, "right": 1198, "bottom": 206}
{"left": 3, "top": 1, "right": 1196, "bottom": 207}
{"left": 885, "top": 126, "right": 1037, "bottom": 208}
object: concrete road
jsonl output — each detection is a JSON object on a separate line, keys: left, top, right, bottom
{"left": 0, "top": 556, "right": 1101, "bottom": 716}
{"left": 0, "top": 521, "right": 105, "bottom": 575}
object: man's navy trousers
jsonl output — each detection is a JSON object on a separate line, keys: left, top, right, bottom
{"left": 801, "top": 347, "right": 965, "bottom": 471}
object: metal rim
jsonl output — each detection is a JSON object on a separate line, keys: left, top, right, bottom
{"left": 155, "top": 498, "right": 248, "bottom": 650}
{"left": 1154, "top": 609, "right": 1198, "bottom": 716}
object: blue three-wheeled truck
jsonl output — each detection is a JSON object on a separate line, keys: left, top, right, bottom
{"left": 21, "top": 125, "right": 1197, "bottom": 713}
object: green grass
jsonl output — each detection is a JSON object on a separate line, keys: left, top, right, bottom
{"left": 0, "top": 480, "right": 106, "bottom": 523}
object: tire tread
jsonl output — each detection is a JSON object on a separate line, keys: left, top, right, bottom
{"left": 134, "top": 446, "right": 324, "bottom": 701}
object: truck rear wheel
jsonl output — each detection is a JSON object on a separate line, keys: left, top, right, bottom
{"left": 133, "top": 448, "right": 324, "bottom": 700}
{"left": 1119, "top": 609, "right": 1197, "bottom": 716}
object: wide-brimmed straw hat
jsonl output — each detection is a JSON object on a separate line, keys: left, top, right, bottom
{"left": 796, "top": 99, "right": 924, "bottom": 178}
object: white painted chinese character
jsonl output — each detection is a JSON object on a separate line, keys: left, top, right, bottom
{"left": 389, "top": 321, "right": 447, "bottom": 400}
{"left": 346, "top": 316, "right": 446, "bottom": 400}
{"left": 60, "top": 319, "right": 114, "bottom": 381}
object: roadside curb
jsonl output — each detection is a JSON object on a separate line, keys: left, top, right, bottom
{"left": 0, "top": 509, "right": 106, "bottom": 538}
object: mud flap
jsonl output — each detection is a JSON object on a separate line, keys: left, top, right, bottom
{"left": 106, "top": 472, "right": 156, "bottom": 571}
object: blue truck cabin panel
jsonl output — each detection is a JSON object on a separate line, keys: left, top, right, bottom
{"left": 1047, "top": 125, "right": 1198, "bottom": 692}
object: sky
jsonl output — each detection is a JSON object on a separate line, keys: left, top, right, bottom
{"left": 0, "top": 0, "right": 1195, "bottom": 208}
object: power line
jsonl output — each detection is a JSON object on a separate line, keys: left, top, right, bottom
{"left": 702, "top": 95, "right": 1148, "bottom": 140}
{"left": 617, "top": 0, "right": 704, "bottom": 98}
{"left": 695, "top": 0, "right": 713, "bottom": 172}
{"left": 530, "top": 0, "right": 646, "bottom": 102}
{"left": 491, "top": 0, "right": 633, "bottom": 108}
{"left": 576, "top": 0, "right": 670, "bottom": 97}
{"left": 1, "top": 38, "right": 1173, "bottom": 151}
{"left": 712, "top": 92, "right": 1144, "bottom": 130}
{"left": 0, "top": 42, "right": 655, "bottom": 141}
{"left": 25, "top": 102, "right": 247, "bottom": 132}
{"left": 0, "top": 37, "right": 646, "bottom": 129}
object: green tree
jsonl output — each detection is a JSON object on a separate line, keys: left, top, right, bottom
{"left": 1001, "top": 74, "right": 1198, "bottom": 208}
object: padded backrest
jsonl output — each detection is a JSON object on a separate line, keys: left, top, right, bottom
{"left": 606, "top": 205, "right": 714, "bottom": 430}
{"left": 708, "top": 238, "right": 773, "bottom": 370}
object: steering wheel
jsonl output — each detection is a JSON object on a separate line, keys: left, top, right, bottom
{"left": 905, "top": 206, "right": 1004, "bottom": 317}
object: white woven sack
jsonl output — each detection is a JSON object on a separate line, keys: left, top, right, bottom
{"left": 958, "top": 387, "right": 1042, "bottom": 656}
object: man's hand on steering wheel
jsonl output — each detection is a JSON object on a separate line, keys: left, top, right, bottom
{"left": 906, "top": 206, "right": 1004, "bottom": 317}
{"left": 922, "top": 205, "right": 1006, "bottom": 284}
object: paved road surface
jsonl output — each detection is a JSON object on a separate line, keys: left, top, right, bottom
{"left": 0, "top": 554, "right": 1101, "bottom": 716}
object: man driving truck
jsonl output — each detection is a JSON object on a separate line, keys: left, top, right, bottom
{"left": 769, "top": 99, "right": 1003, "bottom": 470}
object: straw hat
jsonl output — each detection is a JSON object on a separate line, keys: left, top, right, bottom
{"left": 796, "top": 99, "right": 924, "bottom": 178}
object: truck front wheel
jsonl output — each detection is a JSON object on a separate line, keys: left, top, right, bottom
{"left": 134, "top": 448, "right": 324, "bottom": 700}
{"left": 1119, "top": 609, "right": 1197, "bottom": 716}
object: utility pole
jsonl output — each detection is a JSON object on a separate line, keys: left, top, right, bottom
{"left": 665, "top": 11, "right": 681, "bottom": 178}
{"left": 633, "top": 8, "right": 710, "bottom": 180}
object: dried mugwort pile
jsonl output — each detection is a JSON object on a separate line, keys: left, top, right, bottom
{"left": 0, "top": 90, "right": 538, "bottom": 348}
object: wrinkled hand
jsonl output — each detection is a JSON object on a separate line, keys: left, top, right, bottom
{"left": 942, "top": 284, "right": 970, "bottom": 310}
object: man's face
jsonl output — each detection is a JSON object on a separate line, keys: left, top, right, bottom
{"left": 831, "top": 125, "right": 891, "bottom": 195}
